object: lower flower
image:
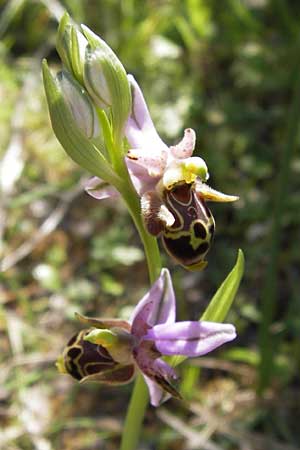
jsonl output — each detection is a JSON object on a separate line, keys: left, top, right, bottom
{"left": 57, "top": 269, "right": 236, "bottom": 406}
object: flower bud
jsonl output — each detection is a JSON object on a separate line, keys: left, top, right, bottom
{"left": 84, "top": 45, "right": 112, "bottom": 107}
{"left": 81, "top": 25, "right": 132, "bottom": 140}
{"left": 56, "top": 13, "right": 87, "bottom": 84}
{"left": 57, "top": 71, "right": 100, "bottom": 139}
{"left": 42, "top": 60, "right": 117, "bottom": 181}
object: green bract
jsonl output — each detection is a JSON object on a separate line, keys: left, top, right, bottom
{"left": 50, "top": 14, "right": 132, "bottom": 174}
{"left": 42, "top": 60, "right": 118, "bottom": 183}
{"left": 201, "top": 248, "right": 245, "bottom": 322}
{"left": 171, "top": 249, "right": 244, "bottom": 367}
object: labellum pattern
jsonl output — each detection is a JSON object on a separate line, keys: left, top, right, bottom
{"left": 162, "top": 183, "right": 215, "bottom": 270}
{"left": 61, "top": 328, "right": 136, "bottom": 385}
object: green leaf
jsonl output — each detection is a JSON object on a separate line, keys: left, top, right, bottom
{"left": 171, "top": 249, "right": 244, "bottom": 367}
{"left": 42, "top": 60, "right": 119, "bottom": 184}
{"left": 200, "top": 249, "right": 245, "bottom": 322}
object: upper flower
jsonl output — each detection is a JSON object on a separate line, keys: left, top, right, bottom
{"left": 86, "top": 76, "right": 238, "bottom": 270}
{"left": 57, "top": 269, "right": 236, "bottom": 406}
{"left": 46, "top": 16, "right": 239, "bottom": 271}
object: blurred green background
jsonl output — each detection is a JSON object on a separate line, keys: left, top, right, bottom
{"left": 1, "top": 0, "right": 299, "bottom": 449}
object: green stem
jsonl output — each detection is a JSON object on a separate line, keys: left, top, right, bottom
{"left": 119, "top": 174, "right": 161, "bottom": 450}
{"left": 97, "top": 109, "right": 119, "bottom": 171}
{"left": 120, "top": 374, "right": 150, "bottom": 450}
{"left": 120, "top": 180, "right": 161, "bottom": 284}
{"left": 102, "top": 128, "right": 162, "bottom": 450}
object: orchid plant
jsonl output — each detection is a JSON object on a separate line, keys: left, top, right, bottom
{"left": 43, "top": 12, "right": 244, "bottom": 450}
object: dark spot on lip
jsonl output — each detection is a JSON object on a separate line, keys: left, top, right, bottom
{"left": 163, "top": 234, "right": 210, "bottom": 265}
{"left": 85, "top": 362, "right": 115, "bottom": 376}
{"left": 170, "top": 184, "right": 192, "bottom": 203}
{"left": 67, "top": 334, "right": 78, "bottom": 347}
{"left": 209, "top": 223, "right": 215, "bottom": 236}
{"left": 193, "top": 222, "right": 207, "bottom": 239}
{"left": 198, "top": 242, "right": 209, "bottom": 254}
{"left": 97, "top": 345, "right": 114, "bottom": 360}
{"left": 69, "top": 362, "right": 82, "bottom": 380}
{"left": 67, "top": 347, "right": 81, "bottom": 359}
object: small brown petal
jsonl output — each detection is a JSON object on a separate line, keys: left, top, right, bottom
{"left": 80, "top": 364, "right": 136, "bottom": 385}
{"left": 75, "top": 312, "right": 131, "bottom": 332}
{"left": 141, "top": 191, "right": 174, "bottom": 236}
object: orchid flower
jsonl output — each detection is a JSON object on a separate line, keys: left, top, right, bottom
{"left": 86, "top": 76, "right": 238, "bottom": 270}
{"left": 57, "top": 268, "right": 236, "bottom": 406}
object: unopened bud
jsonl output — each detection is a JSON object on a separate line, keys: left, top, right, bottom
{"left": 57, "top": 71, "right": 100, "bottom": 139}
{"left": 57, "top": 13, "right": 87, "bottom": 84}
{"left": 43, "top": 60, "right": 116, "bottom": 181}
{"left": 84, "top": 46, "right": 112, "bottom": 107}
{"left": 81, "top": 25, "right": 132, "bottom": 139}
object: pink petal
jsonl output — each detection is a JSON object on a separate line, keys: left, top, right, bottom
{"left": 75, "top": 312, "right": 131, "bottom": 332}
{"left": 144, "top": 321, "right": 236, "bottom": 357}
{"left": 134, "top": 341, "right": 180, "bottom": 406}
{"left": 130, "top": 268, "right": 176, "bottom": 338}
{"left": 85, "top": 176, "right": 119, "bottom": 200}
{"left": 141, "top": 191, "right": 175, "bottom": 236}
{"left": 125, "top": 158, "right": 159, "bottom": 196}
{"left": 142, "top": 374, "right": 166, "bottom": 407}
{"left": 125, "top": 75, "right": 168, "bottom": 154}
{"left": 169, "top": 128, "right": 196, "bottom": 159}
{"left": 127, "top": 147, "right": 168, "bottom": 177}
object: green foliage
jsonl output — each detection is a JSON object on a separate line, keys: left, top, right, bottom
{"left": 201, "top": 249, "right": 245, "bottom": 322}
{"left": 172, "top": 249, "right": 244, "bottom": 368}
